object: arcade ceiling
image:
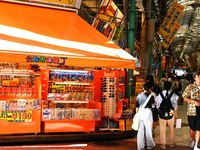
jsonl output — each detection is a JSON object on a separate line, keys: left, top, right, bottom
{"left": 80, "top": 0, "right": 200, "bottom": 69}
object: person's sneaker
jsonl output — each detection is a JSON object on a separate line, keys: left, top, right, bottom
{"left": 160, "top": 145, "right": 166, "bottom": 149}
{"left": 198, "top": 142, "right": 200, "bottom": 148}
{"left": 147, "top": 146, "right": 155, "bottom": 149}
{"left": 190, "top": 140, "right": 195, "bottom": 148}
{"left": 170, "top": 144, "right": 175, "bottom": 148}
{"left": 193, "top": 146, "right": 200, "bottom": 150}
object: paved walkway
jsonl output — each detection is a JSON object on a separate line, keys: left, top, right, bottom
{"left": 0, "top": 102, "right": 191, "bottom": 150}
{"left": 130, "top": 102, "right": 191, "bottom": 148}
{"left": 153, "top": 102, "right": 190, "bottom": 146}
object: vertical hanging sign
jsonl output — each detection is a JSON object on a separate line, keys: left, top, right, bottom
{"left": 157, "top": 2, "right": 184, "bottom": 49}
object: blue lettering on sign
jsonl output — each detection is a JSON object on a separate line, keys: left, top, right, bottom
{"left": 32, "top": 56, "right": 39, "bottom": 62}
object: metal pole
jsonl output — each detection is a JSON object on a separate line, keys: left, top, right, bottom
{"left": 127, "top": 0, "right": 135, "bottom": 105}
{"left": 148, "top": 0, "right": 155, "bottom": 74}
{"left": 149, "top": 43, "right": 153, "bottom": 73}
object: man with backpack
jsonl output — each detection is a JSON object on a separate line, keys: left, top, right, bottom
{"left": 156, "top": 81, "right": 179, "bottom": 149}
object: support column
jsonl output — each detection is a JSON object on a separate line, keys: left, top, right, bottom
{"left": 127, "top": 0, "right": 135, "bottom": 104}
{"left": 140, "top": 0, "right": 154, "bottom": 77}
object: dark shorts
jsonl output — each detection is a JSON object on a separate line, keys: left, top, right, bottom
{"left": 188, "top": 116, "right": 200, "bottom": 131}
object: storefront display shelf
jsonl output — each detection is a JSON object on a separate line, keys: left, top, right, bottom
{"left": 0, "top": 69, "right": 42, "bottom": 135}
{"left": 40, "top": 69, "right": 98, "bottom": 133}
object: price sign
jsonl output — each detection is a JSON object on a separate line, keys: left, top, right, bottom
{"left": 26, "top": 0, "right": 80, "bottom": 9}
{"left": 0, "top": 110, "right": 32, "bottom": 123}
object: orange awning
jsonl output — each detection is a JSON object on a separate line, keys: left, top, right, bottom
{"left": 0, "top": 1, "right": 137, "bottom": 69}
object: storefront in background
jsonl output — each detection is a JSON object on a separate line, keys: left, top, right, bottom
{"left": 0, "top": 1, "right": 137, "bottom": 134}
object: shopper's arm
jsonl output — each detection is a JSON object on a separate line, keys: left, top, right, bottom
{"left": 183, "top": 97, "right": 200, "bottom": 106}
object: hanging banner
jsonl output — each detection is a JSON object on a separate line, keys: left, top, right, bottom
{"left": 157, "top": 2, "right": 184, "bottom": 49}
{"left": 158, "top": 23, "right": 181, "bottom": 49}
{"left": 92, "top": 0, "right": 124, "bottom": 40}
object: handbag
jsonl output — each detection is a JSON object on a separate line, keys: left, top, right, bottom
{"left": 132, "top": 111, "right": 139, "bottom": 130}
{"left": 152, "top": 106, "right": 159, "bottom": 122}
{"left": 132, "top": 94, "right": 152, "bottom": 130}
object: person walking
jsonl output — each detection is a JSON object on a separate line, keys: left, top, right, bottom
{"left": 145, "top": 75, "right": 161, "bottom": 137}
{"left": 156, "top": 81, "right": 178, "bottom": 149}
{"left": 146, "top": 74, "right": 161, "bottom": 96}
{"left": 182, "top": 71, "right": 200, "bottom": 150}
{"left": 135, "top": 82, "right": 156, "bottom": 150}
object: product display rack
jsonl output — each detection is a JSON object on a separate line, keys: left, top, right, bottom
{"left": 0, "top": 69, "right": 41, "bottom": 134}
{"left": 40, "top": 69, "right": 101, "bottom": 133}
{"left": 98, "top": 71, "right": 125, "bottom": 131}
{"left": 0, "top": 67, "right": 126, "bottom": 134}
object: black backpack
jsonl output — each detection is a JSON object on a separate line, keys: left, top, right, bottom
{"left": 158, "top": 91, "right": 174, "bottom": 120}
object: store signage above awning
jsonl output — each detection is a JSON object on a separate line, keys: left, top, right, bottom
{"left": 26, "top": 55, "right": 67, "bottom": 65}
{"left": 10, "top": 0, "right": 81, "bottom": 9}
{"left": 0, "top": 1, "right": 137, "bottom": 69}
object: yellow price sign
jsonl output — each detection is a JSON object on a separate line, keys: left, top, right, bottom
{"left": 38, "top": 0, "right": 76, "bottom": 6}
{"left": 0, "top": 110, "right": 32, "bottom": 123}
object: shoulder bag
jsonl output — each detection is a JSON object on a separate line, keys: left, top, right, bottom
{"left": 132, "top": 94, "right": 152, "bottom": 131}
